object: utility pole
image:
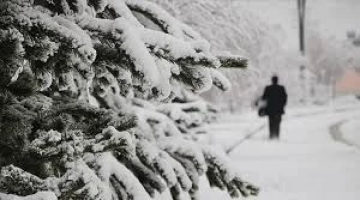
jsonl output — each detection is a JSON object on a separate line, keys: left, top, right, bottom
{"left": 297, "top": 0, "right": 307, "bottom": 103}
{"left": 298, "top": 0, "right": 306, "bottom": 55}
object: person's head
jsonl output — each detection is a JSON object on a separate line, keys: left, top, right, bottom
{"left": 271, "top": 76, "right": 278, "bottom": 85}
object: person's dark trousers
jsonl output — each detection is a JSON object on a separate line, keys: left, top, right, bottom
{"left": 268, "top": 114, "right": 282, "bottom": 139}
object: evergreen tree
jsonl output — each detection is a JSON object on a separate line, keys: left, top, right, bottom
{"left": 0, "top": 0, "right": 258, "bottom": 199}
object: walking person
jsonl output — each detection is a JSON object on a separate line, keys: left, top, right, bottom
{"left": 261, "top": 76, "right": 287, "bottom": 139}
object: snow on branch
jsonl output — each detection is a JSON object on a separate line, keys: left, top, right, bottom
{"left": 0, "top": 0, "right": 257, "bottom": 199}
{"left": 217, "top": 55, "right": 248, "bottom": 69}
{"left": 202, "top": 147, "right": 260, "bottom": 198}
{"left": 210, "top": 68, "right": 232, "bottom": 91}
{"left": 125, "top": 0, "right": 203, "bottom": 40}
{"left": 0, "top": 192, "right": 57, "bottom": 200}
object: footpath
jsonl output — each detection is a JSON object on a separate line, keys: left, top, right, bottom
{"left": 199, "top": 102, "right": 360, "bottom": 200}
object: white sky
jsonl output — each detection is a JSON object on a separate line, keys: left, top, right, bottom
{"left": 237, "top": 0, "right": 360, "bottom": 48}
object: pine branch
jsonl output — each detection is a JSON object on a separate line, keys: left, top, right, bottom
{"left": 218, "top": 55, "right": 248, "bottom": 69}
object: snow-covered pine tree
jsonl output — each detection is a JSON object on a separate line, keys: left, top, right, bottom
{"left": 0, "top": 0, "right": 258, "bottom": 199}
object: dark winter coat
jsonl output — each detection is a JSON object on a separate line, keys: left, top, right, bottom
{"left": 262, "top": 84, "right": 287, "bottom": 115}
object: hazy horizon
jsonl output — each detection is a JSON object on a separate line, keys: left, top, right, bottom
{"left": 238, "top": 0, "right": 360, "bottom": 49}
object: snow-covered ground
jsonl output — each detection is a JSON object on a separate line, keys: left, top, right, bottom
{"left": 198, "top": 97, "right": 360, "bottom": 200}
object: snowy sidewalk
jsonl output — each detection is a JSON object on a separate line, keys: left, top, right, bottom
{"left": 200, "top": 103, "right": 360, "bottom": 200}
